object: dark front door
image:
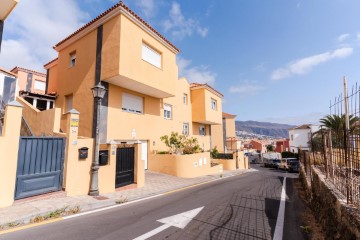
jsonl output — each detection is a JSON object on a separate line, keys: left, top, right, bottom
{"left": 116, "top": 147, "right": 135, "bottom": 188}
{"left": 15, "top": 137, "right": 65, "bottom": 200}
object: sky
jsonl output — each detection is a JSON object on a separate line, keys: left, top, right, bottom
{"left": 2, "top": 0, "right": 360, "bottom": 125}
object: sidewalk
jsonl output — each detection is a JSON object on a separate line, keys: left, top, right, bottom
{"left": 0, "top": 169, "right": 251, "bottom": 228}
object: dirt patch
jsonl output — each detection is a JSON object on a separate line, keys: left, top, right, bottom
{"left": 295, "top": 179, "right": 325, "bottom": 240}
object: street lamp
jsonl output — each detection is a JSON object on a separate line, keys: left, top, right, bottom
{"left": 89, "top": 82, "right": 106, "bottom": 196}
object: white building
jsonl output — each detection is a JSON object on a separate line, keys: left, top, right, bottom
{"left": 289, "top": 124, "right": 320, "bottom": 153}
{"left": 0, "top": 67, "right": 18, "bottom": 107}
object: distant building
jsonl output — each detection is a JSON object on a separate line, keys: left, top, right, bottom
{"left": 250, "top": 139, "right": 270, "bottom": 153}
{"left": 288, "top": 124, "right": 320, "bottom": 153}
{"left": 275, "top": 139, "right": 290, "bottom": 153}
{"left": 10, "top": 67, "right": 55, "bottom": 111}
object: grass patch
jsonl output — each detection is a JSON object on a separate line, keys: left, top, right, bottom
{"left": 30, "top": 206, "right": 80, "bottom": 224}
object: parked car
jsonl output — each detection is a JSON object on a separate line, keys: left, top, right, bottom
{"left": 278, "top": 158, "right": 298, "bottom": 171}
{"left": 288, "top": 161, "right": 299, "bottom": 173}
{"left": 271, "top": 159, "right": 281, "bottom": 168}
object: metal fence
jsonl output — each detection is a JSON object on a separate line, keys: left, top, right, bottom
{"left": 303, "top": 79, "right": 360, "bottom": 207}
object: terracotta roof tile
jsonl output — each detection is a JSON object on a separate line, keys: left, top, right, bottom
{"left": 54, "top": 1, "right": 179, "bottom": 53}
{"left": 222, "top": 112, "right": 237, "bottom": 118}
{"left": 44, "top": 58, "right": 58, "bottom": 68}
{"left": 190, "top": 83, "right": 224, "bottom": 97}
{"left": 10, "top": 66, "right": 46, "bottom": 77}
{"left": 0, "top": 67, "right": 17, "bottom": 77}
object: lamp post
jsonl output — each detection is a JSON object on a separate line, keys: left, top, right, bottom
{"left": 89, "top": 82, "right": 106, "bottom": 196}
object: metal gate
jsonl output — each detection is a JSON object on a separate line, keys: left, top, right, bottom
{"left": 15, "top": 137, "right": 65, "bottom": 200}
{"left": 116, "top": 147, "right": 134, "bottom": 188}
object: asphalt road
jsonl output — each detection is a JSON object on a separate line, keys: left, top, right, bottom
{"left": 1, "top": 165, "right": 305, "bottom": 240}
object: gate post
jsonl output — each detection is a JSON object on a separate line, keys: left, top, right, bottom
{"left": 0, "top": 101, "right": 23, "bottom": 208}
{"left": 134, "top": 142, "right": 145, "bottom": 188}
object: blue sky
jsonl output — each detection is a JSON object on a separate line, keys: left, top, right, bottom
{"left": 2, "top": 0, "right": 360, "bottom": 125}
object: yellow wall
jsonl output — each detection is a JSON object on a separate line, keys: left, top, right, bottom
{"left": 148, "top": 152, "right": 222, "bottom": 178}
{"left": 191, "top": 88, "right": 222, "bottom": 125}
{"left": 0, "top": 103, "right": 23, "bottom": 208}
{"left": 110, "top": 14, "right": 178, "bottom": 97}
{"left": 211, "top": 124, "right": 224, "bottom": 152}
{"left": 17, "top": 97, "right": 61, "bottom": 136}
{"left": 225, "top": 117, "right": 236, "bottom": 138}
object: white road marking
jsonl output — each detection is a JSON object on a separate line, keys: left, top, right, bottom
{"left": 273, "top": 177, "right": 286, "bottom": 240}
{"left": 133, "top": 207, "right": 204, "bottom": 240}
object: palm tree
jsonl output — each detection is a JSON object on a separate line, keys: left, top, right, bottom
{"left": 319, "top": 114, "right": 359, "bottom": 147}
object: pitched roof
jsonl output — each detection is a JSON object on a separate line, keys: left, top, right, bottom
{"left": 0, "top": 67, "right": 17, "bottom": 77}
{"left": 44, "top": 58, "right": 58, "bottom": 68}
{"left": 10, "top": 66, "right": 46, "bottom": 77}
{"left": 190, "top": 83, "right": 224, "bottom": 98}
{"left": 223, "top": 112, "right": 237, "bottom": 119}
{"left": 289, "top": 124, "right": 312, "bottom": 130}
{"left": 54, "top": 1, "right": 179, "bottom": 53}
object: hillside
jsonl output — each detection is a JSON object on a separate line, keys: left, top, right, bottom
{"left": 235, "top": 121, "right": 295, "bottom": 138}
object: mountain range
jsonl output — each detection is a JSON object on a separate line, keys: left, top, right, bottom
{"left": 235, "top": 121, "right": 295, "bottom": 138}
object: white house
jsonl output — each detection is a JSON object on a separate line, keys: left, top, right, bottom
{"left": 0, "top": 67, "right": 18, "bottom": 108}
{"left": 289, "top": 124, "right": 320, "bottom": 153}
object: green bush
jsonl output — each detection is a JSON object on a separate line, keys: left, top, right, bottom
{"left": 160, "top": 132, "right": 202, "bottom": 155}
{"left": 210, "top": 146, "right": 219, "bottom": 158}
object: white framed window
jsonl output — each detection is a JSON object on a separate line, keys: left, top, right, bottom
{"left": 183, "top": 123, "right": 189, "bottom": 135}
{"left": 34, "top": 80, "right": 46, "bottom": 91}
{"left": 199, "top": 125, "right": 206, "bottom": 136}
{"left": 65, "top": 94, "right": 73, "bottom": 113}
{"left": 164, "top": 104, "right": 172, "bottom": 120}
{"left": 211, "top": 98, "right": 217, "bottom": 110}
{"left": 122, "top": 93, "right": 143, "bottom": 114}
{"left": 70, "top": 52, "right": 76, "bottom": 67}
{"left": 183, "top": 93, "right": 188, "bottom": 105}
{"left": 142, "top": 42, "right": 161, "bottom": 68}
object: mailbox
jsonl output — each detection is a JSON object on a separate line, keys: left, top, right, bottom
{"left": 79, "top": 147, "right": 89, "bottom": 159}
{"left": 99, "top": 150, "right": 109, "bottom": 166}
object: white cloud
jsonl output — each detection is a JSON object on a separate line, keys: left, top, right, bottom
{"left": 271, "top": 47, "right": 353, "bottom": 80}
{"left": 163, "top": 2, "right": 208, "bottom": 40}
{"left": 135, "top": 0, "right": 156, "bottom": 18}
{"left": 177, "top": 56, "right": 216, "bottom": 85}
{"left": 0, "top": 0, "right": 88, "bottom": 72}
{"left": 229, "top": 82, "right": 264, "bottom": 95}
{"left": 337, "top": 33, "right": 350, "bottom": 42}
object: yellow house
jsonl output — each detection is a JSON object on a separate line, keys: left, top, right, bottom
{"left": 44, "top": 2, "right": 223, "bottom": 170}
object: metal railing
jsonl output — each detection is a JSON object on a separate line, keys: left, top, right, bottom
{"left": 303, "top": 79, "right": 360, "bottom": 207}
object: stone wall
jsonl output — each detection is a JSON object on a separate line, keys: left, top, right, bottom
{"left": 299, "top": 165, "right": 360, "bottom": 239}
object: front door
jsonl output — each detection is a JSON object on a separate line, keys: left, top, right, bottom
{"left": 115, "top": 147, "right": 135, "bottom": 188}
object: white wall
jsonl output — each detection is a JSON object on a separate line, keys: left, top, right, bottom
{"left": 289, "top": 129, "right": 311, "bottom": 153}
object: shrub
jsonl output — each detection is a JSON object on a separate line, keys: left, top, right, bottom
{"left": 210, "top": 146, "right": 219, "bottom": 158}
{"left": 160, "top": 132, "right": 202, "bottom": 155}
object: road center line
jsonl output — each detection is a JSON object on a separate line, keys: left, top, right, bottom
{"left": 273, "top": 177, "right": 286, "bottom": 240}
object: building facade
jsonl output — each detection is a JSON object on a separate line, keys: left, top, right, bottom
{"left": 44, "top": 2, "right": 223, "bottom": 169}
{"left": 289, "top": 124, "right": 320, "bottom": 153}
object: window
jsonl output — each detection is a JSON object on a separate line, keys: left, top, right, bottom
{"left": 183, "top": 94, "right": 188, "bottom": 105}
{"left": 183, "top": 123, "right": 189, "bottom": 135}
{"left": 142, "top": 42, "right": 161, "bottom": 68}
{"left": 199, "top": 125, "right": 206, "bottom": 136}
{"left": 65, "top": 94, "right": 73, "bottom": 113}
{"left": 34, "top": 80, "right": 46, "bottom": 91}
{"left": 69, "top": 52, "right": 76, "bottom": 67}
{"left": 291, "top": 134, "right": 294, "bottom": 141}
{"left": 122, "top": 93, "right": 143, "bottom": 114}
{"left": 164, "top": 104, "right": 172, "bottom": 119}
{"left": 211, "top": 98, "right": 217, "bottom": 110}
{"left": 36, "top": 99, "right": 47, "bottom": 111}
